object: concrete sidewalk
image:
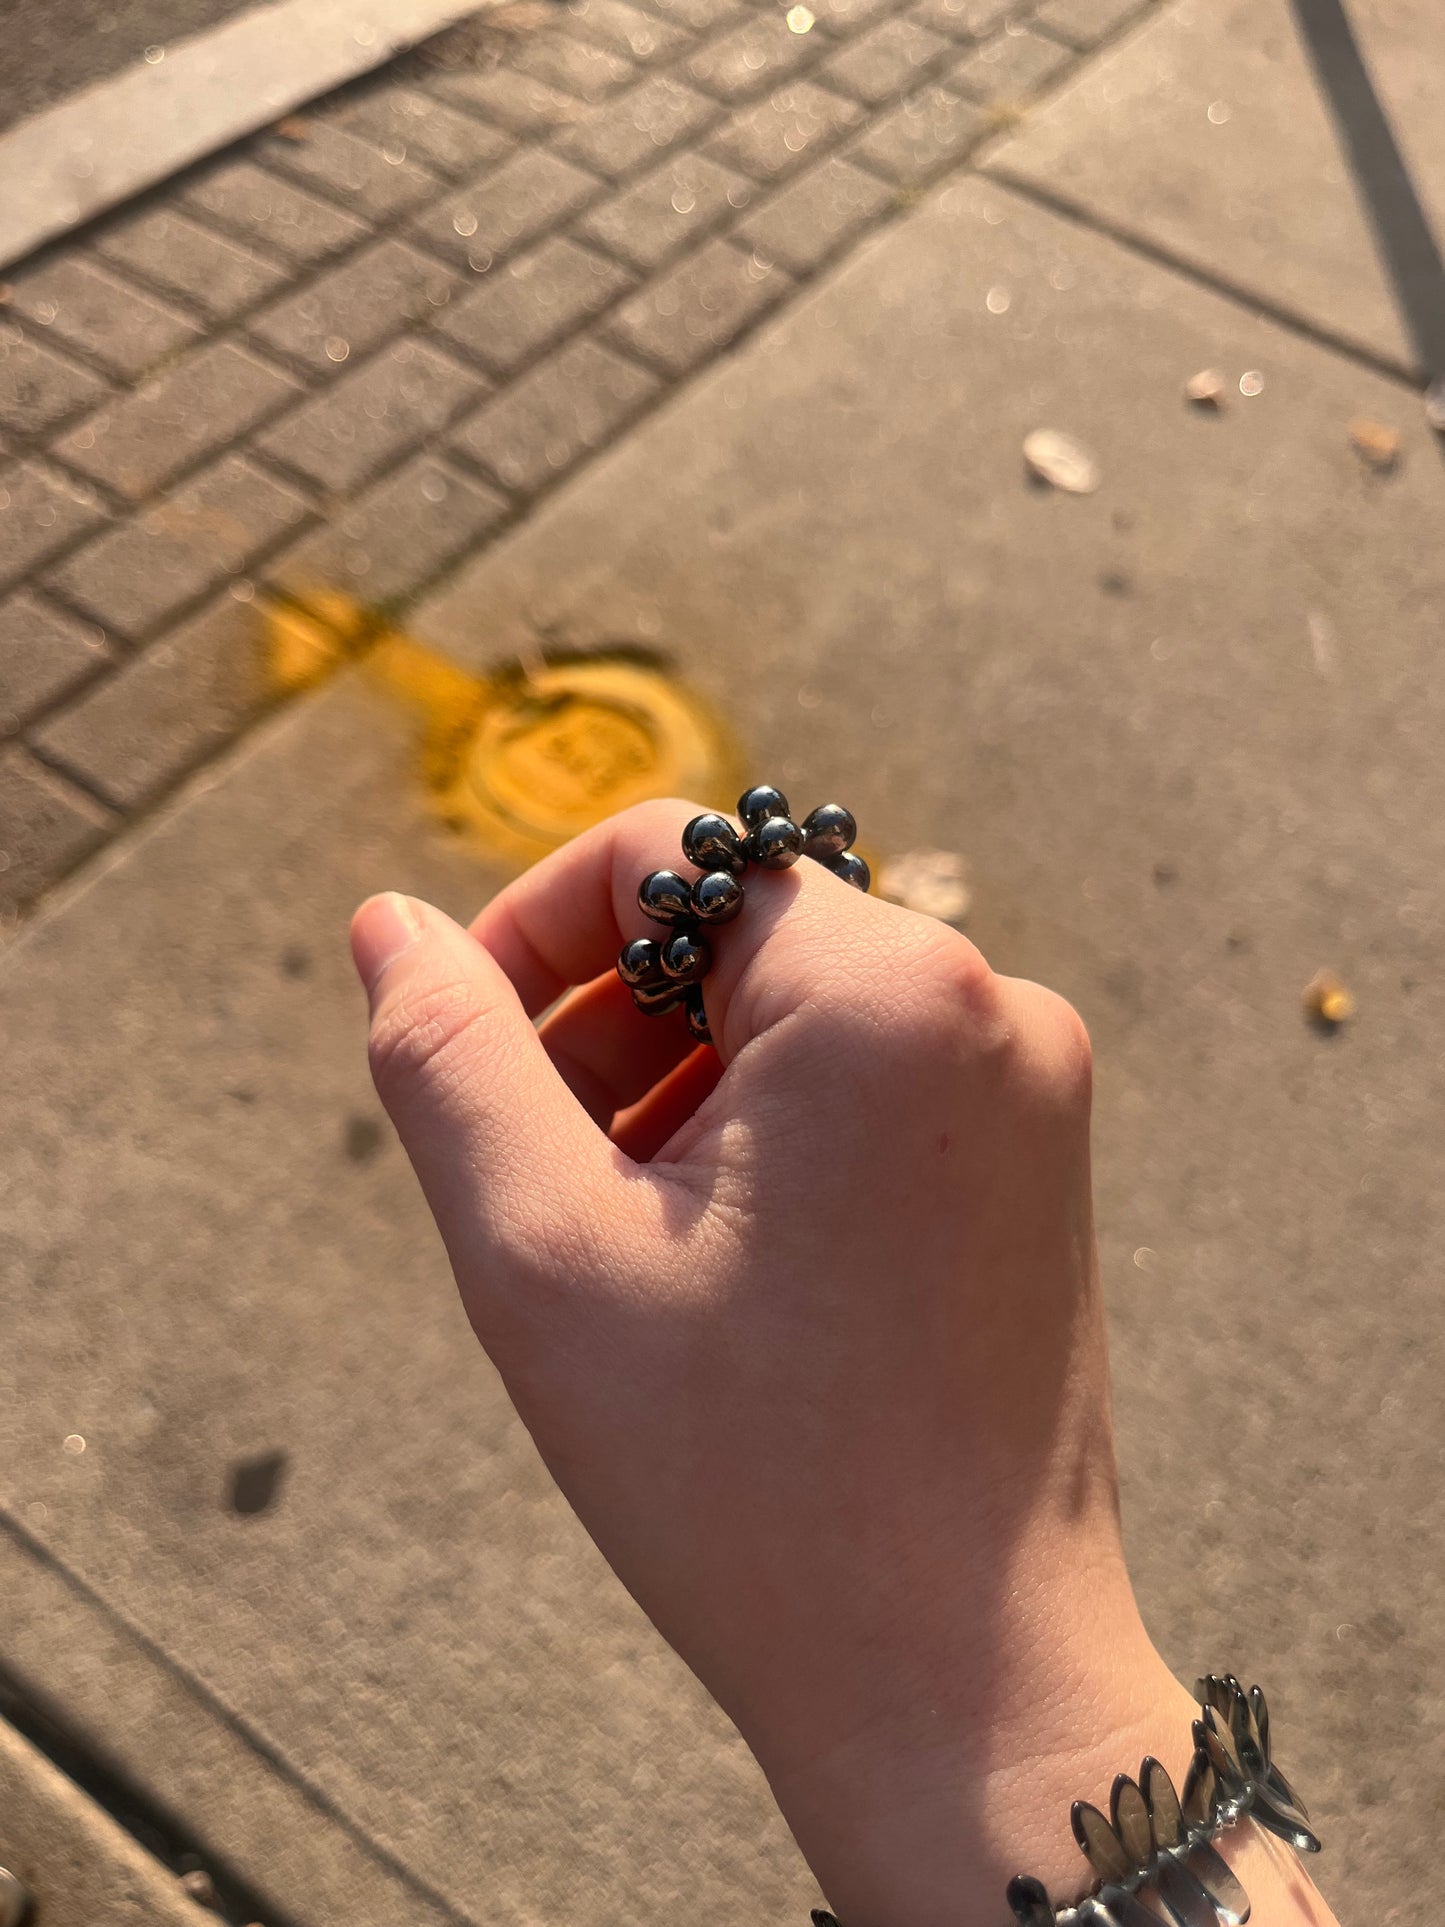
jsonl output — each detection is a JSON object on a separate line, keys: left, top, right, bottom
{"left": 1, "top": 1, "right": 1442, "bottom": 1923}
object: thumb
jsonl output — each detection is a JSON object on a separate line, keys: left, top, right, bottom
{"left": 350, "top": 892, "right": 624, "bottom": 1316}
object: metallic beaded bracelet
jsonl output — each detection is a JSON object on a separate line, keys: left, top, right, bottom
{"left": 618, "top": 785, "right": 870, "bottom": 1044}
{"left": 813, "top": 1676, "right": 1319, "bottom": 1927}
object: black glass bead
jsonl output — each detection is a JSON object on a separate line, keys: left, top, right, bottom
{"left": 827, "top": 850, "right": 870, "bottom": 892}
{"left": 632, "top": 981, "right": 687, "bottom": 1016}
{"left": 801, "top": 802, "right": 856, "bottom": 861}
{"left": 616, "top": 937, "right": 665, "bottom": 988}
{"left": 737, "top": 784, "right": 789, "bottom": 829}
{"left": 661, "top": 929, "right": 712, "bottom": 983}
{"left": 638, "top": 869, "right": 694, "bottom": 925}
{"left": 1110, "top": 1775, "right": 1153, "bottom": 1866}
{"left": 691, "top": 870, "right": 744, "bottom": 923}
{"left": 1071, "top": 1802, "right": 1131, "bottom": 1886}
{"left": 684, "top": 985, "right": 711, "bottom": 1044}
{"left": 744, "top": 815, "right": 804, "bottom": 868}
{"left": 681, "top": 811, "right": 746, "bottom": 878}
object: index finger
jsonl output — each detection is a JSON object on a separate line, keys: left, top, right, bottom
{"left": 468, "top": 796, "right": 882, "bottom": 1052}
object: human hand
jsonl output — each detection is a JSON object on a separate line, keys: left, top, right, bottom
{"left": 349, "top": 798, "right": 1321, "bottom": 1927}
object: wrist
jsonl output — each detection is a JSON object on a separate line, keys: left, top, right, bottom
{"left": 747, "top": 1572, "right": 1195, "bottom": 1927}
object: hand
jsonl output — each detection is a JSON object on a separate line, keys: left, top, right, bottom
{"left": 349, "top": 799, "right": 1329, "bottom": 1927}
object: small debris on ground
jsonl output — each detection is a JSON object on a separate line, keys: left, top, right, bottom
{"left": 271, "top": 115, "right": 310, "bottom": 143}
{"left": 1423, "top": 377, "right": 1445, "bottom": 434}
{"left": 179, "top": 1868, "right": 222, "bottom": 1911}
{"left": 1348, "top": 417, "right": 1401, "bottom": 471}
{"left": 1302, "top": 969, "right": 1355, "bottom": 1029}
{"left": 1185, "top": 368, "right": 1226, "bottom": 407}
{"left": 1238, "top": 370, "right": 1265, "bottom": 396}
{"left": 879, "top": 849, "right": 971, "bottom": 922}
{"left": 1022, "top": 429, "right": 1100, "bottom": 494}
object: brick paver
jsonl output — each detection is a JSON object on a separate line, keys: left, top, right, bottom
{"left": 686, "top": 17, "right": 821, "bottom": 102}
{"left": 94, "top": 208, "right": 291, "bottom": 318}
{"left": 449, "top": 336, "right": 659, "bottom": 493}
{"left": 564, "top": 0, "right": 694, "bottom": 64}
{"left": 949, "top": 25, "right": 1073, "bottom": 103}
{"left": 30, "top": 593, "right": 272, "bottom": 810}
{"left": 553, "top": 74, "right": 721, "bottom": 179}
{"left": 411, "top": 148, "right": 604, "bottom": 268}
{"left": 819, "top": 17, "right": 952, "bottom": 102}
{"left": 706, "top": 82, "right": 866, "bottom": 181}
{"left": 734, "top": 155, "right": 893, "bottom": 271}
{"left": 603, "top": 236, "right": 792, "bottom": 373}
{"left": 256, "top": 337, "right": 483, "bottom": 493}
{"left": 1030, "top": 0, "right": 1148, "bottom": 45}
{"left": 0, "top": 327, "right": 112, "bottom": 440}
{"left": 435, "top": 237, "right": 633, "bottom": 375}
{"left": 54, "top": 341, "right": 299, "bottom": 501}
{"left": 48, "top": 454, "right": 310, "bottom": 639}
{"left": 248, "top": 239, "right": 459, "bottom": 374}
{"left": 0, "top": 0, "right": 1162, "bottom": 917}
{"left": 255, "top": 121, "right": 443, "bottom": 219}
{"left": 0, "top": 591, "right": 109, "bottom": 734}
{"left": 0, "top": 462, "right": 107, "bottom": 593}
{"left": 0, "top": 744, "right": 115, "bottom": 916}
{"left": 576, "top": 150, "right": 755, "bottom": 268}
{"left": 5, "top": 258, "right": 202, "bottom": 379}
{"left": 268, "top": 453, "right": 508, "bottom": 603}
{"left": 183, "top": 160, "right": 372, "bottom": 264}
{"left": 325, "top": 85, "right": 516, "bottom": 178}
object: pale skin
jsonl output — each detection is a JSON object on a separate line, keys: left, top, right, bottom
{"left": 349, "top": 797, "right": 1343, "bottom": 1927}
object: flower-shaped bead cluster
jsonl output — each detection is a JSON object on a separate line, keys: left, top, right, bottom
{"left": 618, "top": 785, "right": 869, "bottom": 1043}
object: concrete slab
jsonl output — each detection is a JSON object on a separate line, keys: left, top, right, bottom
{"left": 0, "top": 0, "right": 503, "bottom": 271}
{"left": 1, "top": 170, "right": 1441, "bottom": 1927}
{"left": 982, "top": 0, "right": 1445, "bottom": 378}
{"left": 0, "top": 679, "right": 817, "bottom": 1927}
{"left": 0, "top": 1713, "right": 201, "bottom": 1927}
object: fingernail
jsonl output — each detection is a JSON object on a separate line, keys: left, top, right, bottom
{"left": 350, "top": 892, "right": 423, "bottom": 997}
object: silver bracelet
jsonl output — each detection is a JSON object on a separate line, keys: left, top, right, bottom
{"left": 812, "top": 1675, "right": 1320, "bottom": 1927}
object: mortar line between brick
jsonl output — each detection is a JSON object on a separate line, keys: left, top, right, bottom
{"left": 0, "top": 1506, "right": 485, "bottom": 1927}
{"left": 982, "top": 166, "right": 1424, "bottom": 389}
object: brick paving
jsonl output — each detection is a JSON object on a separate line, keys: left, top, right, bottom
{"left": 0, "top": 0, "right": 1168, "bottom": 921}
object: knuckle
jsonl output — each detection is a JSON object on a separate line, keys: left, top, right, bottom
{"left": 368, "top": 976, "right": 489, "bottom": 1110}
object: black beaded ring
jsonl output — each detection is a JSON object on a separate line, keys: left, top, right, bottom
{"left": 618, "top": 785, "right": 869, "bottom": 1044}
{"left": 811, "top": 1675, "right": 1318, "bottom": 1927}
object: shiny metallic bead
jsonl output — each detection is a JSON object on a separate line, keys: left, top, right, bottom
{"left": 1071, "top": 1802, "right": 1132, "bottom": 1886}
{"left": 632, "top": 981, "right": 687, "bottom": 1016}
{"left": 801, "top": 802, "right": 856, "bottom": 861}
{"left": 1006, "top": 1875, "right": 1056, "bottom": 1927}
{"left": 1142, "top": 1756, "right": 1184, "bottom": 1851}
{"left": 744, "top": 815, "right": 804, "bottom": 869}
{"left": 691, "top": 870, "right": 744, "bottom": 924}
{"left": 1110, "top": 1776, "right": 1153, "bottom": 1866}
{"left": 682, "top": 811, "right": 746, "bottom": 877}
{"left": 737, "top": 784, "right": 789, "bottom": 829}
{"left": 684, "top": 985, "right": 712, "bottom": 1043}
{"left": 827, "top": 850, "right": 870, "bottom": 892}
{"left": 661, "top": 930, "right": 711, "bottom": 983}
{"left": 617, "top": 936, "right": 666, "bottom": 988}
{"left": 638, "top": 869, "right": 694, "bottom": 925}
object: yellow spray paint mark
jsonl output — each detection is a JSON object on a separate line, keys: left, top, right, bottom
{"left": 263, "top": 591, "right": 742, "bottom": 867}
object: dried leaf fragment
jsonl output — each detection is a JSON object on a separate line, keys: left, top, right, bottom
{"left": 1303, "top": 969, "right": 1355, "bottom": 1028}
{"left": 1022, "top": 428, "right": 1100, "bottom": 494}
{"left": 879, "top": 849, "right": 971, "bottom": 923}
{"left": 1348, "top": 417, "right": 1400, "bottom": 471}
{"left": 1185, "top": 368, "right": 1226, "bottom": 407}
